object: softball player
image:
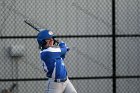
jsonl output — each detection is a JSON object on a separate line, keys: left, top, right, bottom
{"left": 37, "top": 30, "right": 77, "bottom": 93}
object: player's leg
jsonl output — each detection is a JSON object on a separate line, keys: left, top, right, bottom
{"left": 45, "top": 80, "right": 64, "bottom": 93}
{"left": 64, "top": 79, "right": 77, "bottom": 93}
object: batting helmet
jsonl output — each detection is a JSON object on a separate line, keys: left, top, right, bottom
{"left": 37, "top": 29, "right": 54, "bottom": 46}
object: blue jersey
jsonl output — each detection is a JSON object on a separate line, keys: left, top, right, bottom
{"left": 40, "top": 42, "right": 68, "bottom": 80}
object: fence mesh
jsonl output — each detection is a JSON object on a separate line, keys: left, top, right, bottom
{"left": 0, "top": 0, "right": 140, "bottom": 93}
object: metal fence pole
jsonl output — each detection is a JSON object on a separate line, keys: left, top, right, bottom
{"left": 112, "top": 0, "right": 116, "bottom": 93}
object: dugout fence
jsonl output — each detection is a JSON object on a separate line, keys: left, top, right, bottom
{"left": 0, "top": 0, "right": 140, "bottom": 93}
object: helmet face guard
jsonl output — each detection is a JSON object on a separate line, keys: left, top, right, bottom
{"left": 53, "top": 37, "right": 59, "bottom": 46}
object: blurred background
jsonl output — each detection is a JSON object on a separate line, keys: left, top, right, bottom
{"left": 0, "top": 0, "right": 140, "bottom": 93}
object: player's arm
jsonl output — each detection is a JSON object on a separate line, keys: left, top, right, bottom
{"left": 59, "top": 42, "right": 69, "bottom": 59}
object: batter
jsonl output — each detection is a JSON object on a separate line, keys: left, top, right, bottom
{"left": 37, "top": 30, "right": 77, "bottom": 93}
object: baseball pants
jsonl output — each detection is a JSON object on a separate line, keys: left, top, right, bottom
{"left": 45, "top": 78, "right": 77, "bottom": 93}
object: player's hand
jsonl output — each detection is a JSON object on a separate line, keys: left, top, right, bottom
{"left": 59, "top": 41, "right": 66, "bottom": 47}
{"left": 59, "top": 41, "right": 70, "bottom": 51}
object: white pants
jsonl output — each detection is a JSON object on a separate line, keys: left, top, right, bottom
{"left": 45, "top": 78, "right": 77, "bottom": 93}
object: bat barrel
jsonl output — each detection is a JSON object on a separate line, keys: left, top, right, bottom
{"left": 24, "top": 20, "right": 40, "bottom": 32}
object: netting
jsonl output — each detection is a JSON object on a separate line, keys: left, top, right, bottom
{"left": 0, "top": 0, "right": 140, "bottom": 93}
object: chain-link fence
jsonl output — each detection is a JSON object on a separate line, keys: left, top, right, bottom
{"left": 0, "top": 0, "right": 140, "bottom": 93}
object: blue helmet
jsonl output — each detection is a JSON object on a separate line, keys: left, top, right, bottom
{"left": 37, "top": 29, "right": 54, "bottom": 46}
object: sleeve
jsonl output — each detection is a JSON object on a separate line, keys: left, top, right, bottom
{"left": 59, "top": 42, "right": 69, "bottom": 59}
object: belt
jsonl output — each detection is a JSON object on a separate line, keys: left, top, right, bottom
{"left": 54, "top": 78, "right": 67, "bottom": 83}
{"left": 48, "top": 77, "right": 67, "bottom": 83}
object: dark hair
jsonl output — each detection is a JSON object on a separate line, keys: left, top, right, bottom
{"left": 39, "top": 40, "right": 47, "bottom": 50}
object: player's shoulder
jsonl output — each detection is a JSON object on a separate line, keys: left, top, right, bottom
{"left": 40, "top": 47, "right": 61, "bottom": 53}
